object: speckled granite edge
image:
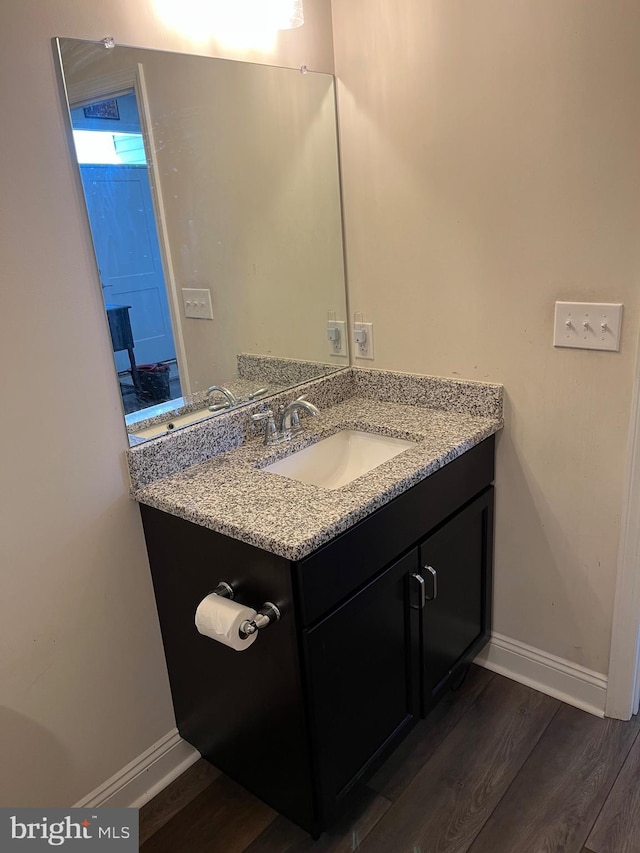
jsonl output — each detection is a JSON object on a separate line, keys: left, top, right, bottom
{"left": 236, "top": 353, "right": 345, "bottom": 384}
{"left": 126, "top": 367, "right": 503, "bottom": 491}
{"left": 127, "top": 368, "right": 356, "bottom": 490}
{"left": 353, "top": 368, "right": 503, "bottom": 418}
{"left": 132, "top": 398, "right": 502, "bottom": 561}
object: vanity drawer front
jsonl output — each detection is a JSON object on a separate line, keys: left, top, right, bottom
{"left": 295, "top": 435, "right": 495, "bottom": 626}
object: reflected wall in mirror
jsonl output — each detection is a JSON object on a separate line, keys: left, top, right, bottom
{"left": 56, "top": 38, "right": 349, "bottom": 442}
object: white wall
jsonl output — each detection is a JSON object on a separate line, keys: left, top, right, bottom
{"left": 0, "top": 0, "right": 334, "bottom": 807}
{"left": 331, "top": 0, "right": 640, "bottom": 676}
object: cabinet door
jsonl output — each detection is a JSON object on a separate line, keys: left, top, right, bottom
{"left": 304, "top": 549, "right": 420, "bottom": 824}
{"left": 419, "top": 487, "right": 494, "bottom": 707}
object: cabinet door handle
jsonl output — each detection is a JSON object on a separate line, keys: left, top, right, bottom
{"left": 423, "top": 565, "right": 437, "bottom": 600}
{"left": 410, "top": 572, "right": 426, "bottom": 609}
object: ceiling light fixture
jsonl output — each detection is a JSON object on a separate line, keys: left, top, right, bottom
{"left": 152, "top": 0, "right": 303, "bottom": 42}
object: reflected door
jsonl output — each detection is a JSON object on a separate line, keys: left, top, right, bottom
{"left": 80, "top": 164, "right": 176, "bottom": 368}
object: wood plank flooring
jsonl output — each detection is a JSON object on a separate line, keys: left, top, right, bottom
{"left": 140, "top": 668, "right": 640, "bottom": 853}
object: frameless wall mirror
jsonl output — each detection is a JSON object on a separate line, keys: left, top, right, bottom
{"left": 55, "top": 37, "right": 349, "bottom": 443}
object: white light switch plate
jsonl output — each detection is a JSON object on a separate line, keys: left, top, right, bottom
{"left": 553, "top": 302, "right": 623, "bottom": 351}
{"left": 182, "top": 288, "right": 213, "bottom": 319}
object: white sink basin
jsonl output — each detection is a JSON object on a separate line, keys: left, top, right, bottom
{"left": 263, "top": 429, "right": 416, "bottom": 490}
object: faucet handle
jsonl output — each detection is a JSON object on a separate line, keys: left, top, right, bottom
{"left": 247, "top": 387, "right": 269, "bottom": 400}
{"left": 251, "top": 409, "right": 274, "bottom": 423}
{"left": 251, "top": 410, "right": 279, "bottom": 445}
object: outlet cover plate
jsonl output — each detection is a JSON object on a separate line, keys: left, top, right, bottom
{"left": 328, "top": 320, "right": 347, "bottom": 357}
{"left": 354, "top": 322, "right": 374, "bottom": 360}
{"left": 182, "top": 288, "right": 213, "bottom": 320}
{"left": 553, "top": 302, "right": 622, "bottom": 351}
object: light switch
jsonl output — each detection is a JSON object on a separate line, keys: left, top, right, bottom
{"left": 553, "top": 302, "right": 623, "bottom": 351}
{"left": 182, "top": 288, "right": 214, "bottom": 320}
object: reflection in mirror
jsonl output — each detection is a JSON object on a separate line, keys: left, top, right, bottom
{"left": 56, "top": 38, "right": 349, "bottom": 442}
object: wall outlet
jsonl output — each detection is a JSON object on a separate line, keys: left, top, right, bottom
{"left": 553, "top": 302, "right": 623, "bottom": 351}
{"left": 354, "top": 322, "right": 374, "bottom": 359}
{"left": 182, "top": 288, "right": 214, "bottom": 320}
{"left": 328, "top": 320, "right": 347, "bottom": 357}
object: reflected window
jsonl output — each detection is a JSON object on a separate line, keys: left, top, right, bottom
{"left": 70, "top": 90, "right": 182, "bottom": 415}
{"left": 72, "top": 130, "right": 147, "bottom": 166}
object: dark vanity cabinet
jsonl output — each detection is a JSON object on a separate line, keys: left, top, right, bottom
{"left": 304, "top": 548, "right": 421, "bottom": 825}
{"left": 420, "top": 488, "right": 494, "bottom": 709}
{"left": 140, "top": 435, "right": 495, "bottom": 837}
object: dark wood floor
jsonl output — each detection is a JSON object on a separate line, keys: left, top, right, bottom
{"left": 140, "top": 667, "right": 640, "bottom": 853}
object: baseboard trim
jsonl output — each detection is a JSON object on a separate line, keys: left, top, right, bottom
{"left": 74, "top": 729, "right": 200, "bottom": 809}
{"left": 475, "top": 632, "right": 608, "bottom": 717}
{"left": 73, "top": 635, "right": 607, "bottom": 809}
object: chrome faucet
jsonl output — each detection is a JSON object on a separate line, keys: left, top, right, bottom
{"left": 206, "top": 385, "right": 238, "bottom": 411}
{"left": 279, "top": 396, "right": 320, "bottom": 435}
{"left": 252, "top": 395, "right": 320, "bottom": 445}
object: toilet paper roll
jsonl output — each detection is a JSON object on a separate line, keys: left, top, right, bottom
{"left": 195, "top": 594, "right": 258, "bottom": 651}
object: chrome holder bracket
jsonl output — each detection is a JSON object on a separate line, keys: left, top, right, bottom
{"left": 240, "top": 602, "right": 281, "bottom": 637}
{"left": 211, "top": 581, "right": 234, "bottom": 599}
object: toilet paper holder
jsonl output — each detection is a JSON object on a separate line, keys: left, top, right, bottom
{"left": 211, "top": 581, "right": 281, "bottom": 637}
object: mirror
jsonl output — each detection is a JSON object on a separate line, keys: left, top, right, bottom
{"left": 56, "top": 38, "right": 349, "bottom": 443}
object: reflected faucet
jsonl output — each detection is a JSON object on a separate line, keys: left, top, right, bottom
{"left": 206, "top": 385, "right": 238, "bottom": 411}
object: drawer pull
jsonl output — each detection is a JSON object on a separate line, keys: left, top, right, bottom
{"left": 424, "top": 565, "right": 437, "bottom": 600}
{"left": 410, "top": 572, "right": 426, "bottom": 610}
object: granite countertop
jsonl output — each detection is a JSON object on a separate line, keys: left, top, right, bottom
{"left": 131, "top": 395, "right": 502, "bottom": 561}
